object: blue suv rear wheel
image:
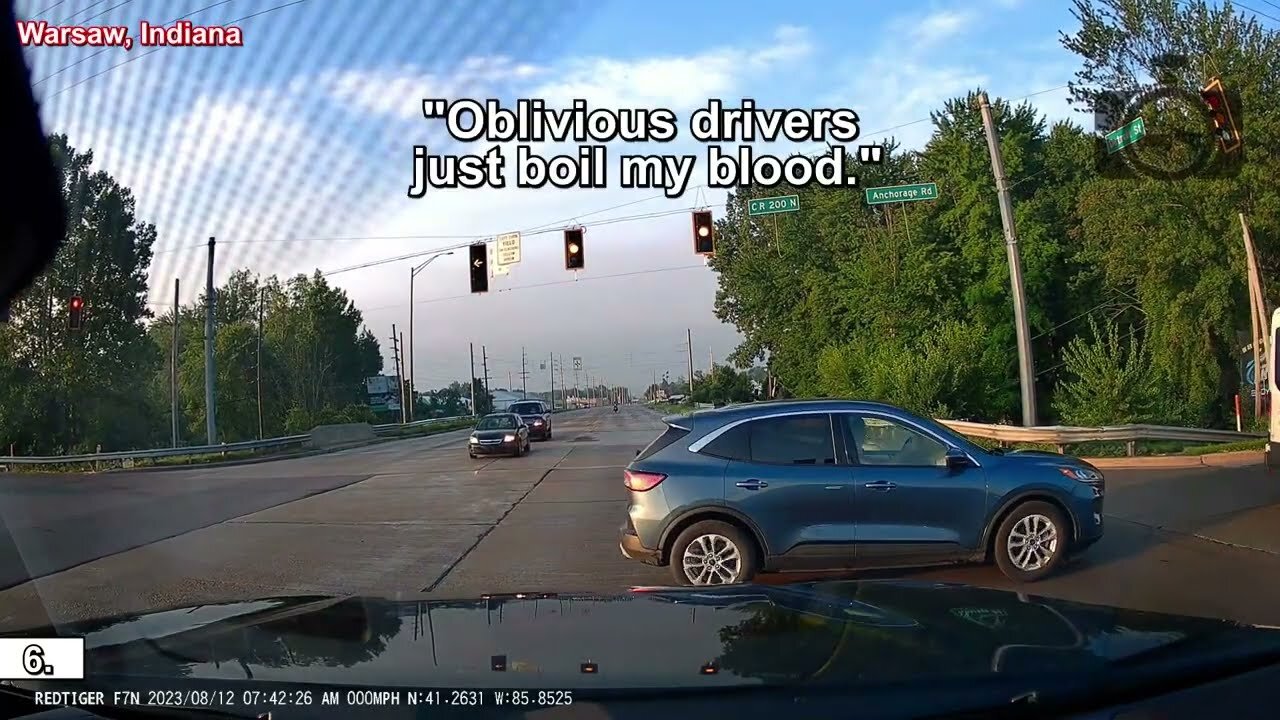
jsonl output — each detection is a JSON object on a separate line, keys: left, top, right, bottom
{"left": 669, "top": 520, "right": 759, "bottom": 586}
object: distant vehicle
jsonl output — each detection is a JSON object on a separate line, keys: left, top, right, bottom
{"left": 508, "top": 400, "right": 552, "bottom": 441}
{"left": 468, "top": 413, "right": 530, "bottom": 458}
{"left": 618, "top": 399, "right": 1105, "bottom": 586}
{"left": 667, "top": 395, "right": 687, "bottom": 404}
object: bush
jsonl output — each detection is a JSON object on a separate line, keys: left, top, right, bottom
{"left": 1052, "top": 318, "right": 1165, "bottom": 426}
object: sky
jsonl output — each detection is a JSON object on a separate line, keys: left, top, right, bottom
{"left": 18, "top": 0, "right": 1099, "bottom": 393}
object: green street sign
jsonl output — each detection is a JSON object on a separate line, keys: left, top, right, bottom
{"left": 1104, "top": 116, "right": 1145, "bottom": 154}
{"left": 865, "top": 182, "right": 938, "bottom": 205}
{"left": 748, "top": 195, "right": 800, "bottom": 216}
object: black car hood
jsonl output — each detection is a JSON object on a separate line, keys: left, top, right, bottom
{"left": 8, "top": 581, "right": 1277, "bottom": 691}
{"left": 471, "top": 429, "right": 514, "bottom": 440}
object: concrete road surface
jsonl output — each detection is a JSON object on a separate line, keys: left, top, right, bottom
{"left": 3, "top": 405, "right": 1280, "bottom": 631}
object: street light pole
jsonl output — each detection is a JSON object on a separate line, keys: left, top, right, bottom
{"left": 408, "top": 250, "right": 454, "bottom": 421}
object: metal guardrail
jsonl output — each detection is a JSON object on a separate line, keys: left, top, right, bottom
{"left": 0, "top": 434, "right": 310, "bottom": 467}
{"left": 0, "top": 409, "right": 586, "bottom": 470}
{"left": 938, "top": 420, "right": 1263, "bottom": 447}
{"left": 644, "top": 400, "right": 1261, "bottom": 453}
{"left": 371, "top": 414, "right": 470, "bottom": 433}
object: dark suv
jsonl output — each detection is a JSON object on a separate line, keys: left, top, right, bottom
{"left": 508, "top": 400, "right": 552, "bottom": 441}
{"left": 619, "top": 400, "right": 1105, "bottom": 586}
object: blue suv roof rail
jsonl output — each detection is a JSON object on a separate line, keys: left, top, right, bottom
{"left": 661, "top": 413, "right": 693, "bottom": 430}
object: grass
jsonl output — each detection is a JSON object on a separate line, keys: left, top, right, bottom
{"left": 1179, "top": 439, "right": 1267, "bottom": 455}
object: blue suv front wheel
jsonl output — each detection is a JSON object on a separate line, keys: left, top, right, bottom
{"left": 993, "top": 501, "right": 1069, "bottom": 582}
{"left": 668, "top": 520, "right": 760, "bottom": 586}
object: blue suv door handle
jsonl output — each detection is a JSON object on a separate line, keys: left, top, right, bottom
{"left": 735, "top": 480, "right": 769, "bottom": 490}
{"left": 864, "top": 481, "right": 897, "bottom": 491}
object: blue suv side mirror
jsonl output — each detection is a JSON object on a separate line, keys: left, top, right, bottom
{"left": 945, "top": 449, "right": 971, "bottom": 471}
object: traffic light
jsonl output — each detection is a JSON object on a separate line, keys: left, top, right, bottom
{"left": 468, "top": 243, "right": 488, "bottom": 294}
{"left": 564, "top": 229, "right": 584, "bottom": 270}
{"left": 692, "top": 211, "right": 714, "bottom": 255}
{"left": 1200, "top": 77, "right": 1242, "bottom": 154}
{"left": 68, "top": 295, "right": 84, "bottom": 330}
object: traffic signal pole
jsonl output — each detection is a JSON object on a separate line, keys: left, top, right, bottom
{"left": 978, "top": 92, "right": 1037, "bottom": 427}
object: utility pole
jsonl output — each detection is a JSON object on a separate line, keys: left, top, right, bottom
{"left": 686, "top": 328, "right": 695, "bottom": 395}
{"left": 508, "top": 370, "right": 513, "bottom": 390}
{"left": 977, "top": 92, "right": 1037, "bottom": 426}
{"left": 171, "top": 278, "right": 180, "bottom": 447}
{"left": 204, "top": 237, "right": 218, "bottom": 444}
{"left": 1242, "top": 213, "right": 1269, "bottom": 418}
{"left": 481, "top": 345, "right": 490, "bottom": 412}
{"left": 549, "top": 353, "right": 555, "bottom": 409}
{"left": 469, "top": 342, "right": 477, "bottom": 417}
{"left": 391, "top": 324, "right": 406, "bottom": 424}
{"left": 256, "top": 285, "right": 265, "bottom": 440}
{"left": 520, "top": 347, "right": 528, "bottom": 398}
{"left": 406, "top": 251, "right": 454, "bottom": 422}
{"left": 559, "top": 354, "right": 566, "bottom": 408}
{"left": 408, "top": 267, "right": 415, "bottom": 421}
{"left": 400, "top": 330, "right": 408, "bottom": 420}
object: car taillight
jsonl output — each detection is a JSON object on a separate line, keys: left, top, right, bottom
{"left": 624, "top": 470, "right": 666, "bottom": 492}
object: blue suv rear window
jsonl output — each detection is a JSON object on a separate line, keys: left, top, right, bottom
{"left": 635, "top": 425, "right": 689, "bottom": 461}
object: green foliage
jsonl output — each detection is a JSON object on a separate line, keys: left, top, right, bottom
{"left": 706, "top": 0, "right": 1280, "bottom": 428}
{"left": 0, "top": 138, "right": 385, "bottom": 454}
{"left": 691, "top": 365, "right": 756, "bottom": 405}
{"left": 472, "top": 378, "right": 494, "bottom": 415}
{"left": 816, "top": 321, "right": 1013, "bottom": 419}
{"left": 1052, "top": 318, "right": 1165, "bottom": 426}
{"left": 283, "top": 404, "right": 379, "bottom": 434}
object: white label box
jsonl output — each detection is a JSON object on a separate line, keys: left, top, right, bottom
{"left": 0, "top": 638, "right": 85, "bottom": 680}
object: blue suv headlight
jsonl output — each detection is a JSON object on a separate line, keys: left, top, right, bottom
{"left": 1059, "top": 466, "right": 1103, "bottom": 483}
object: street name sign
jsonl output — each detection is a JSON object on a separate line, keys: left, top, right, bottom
{"left": 748, "top": 195, "right": 800, "bottom": 216}
{"left": 1104, "top": 116, "right": 1145, "bottom": 154}
{"left": 865, "top": 183, "right": 938, "bottom": 205}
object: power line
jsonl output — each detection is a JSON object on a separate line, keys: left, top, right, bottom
{"left": 361, "top": 263, "right": 708, "bottom": 312}
{"left": 44, "top": 0, "right": 310, "bottom": 100}
{"left": 33, "top": 1, "right": 69, "bottom": 17}
{"left": 34, "top": 0, "right": 234, "bottom": 86}
{"left": 82, "top": 0, "right": 132, "bottom": 25}
{"left": 318, "top": 204, "right": 723, "bottom": 278}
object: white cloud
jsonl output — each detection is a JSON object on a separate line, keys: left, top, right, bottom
{"left": 904, "top": 10, "right": 977, "bottom": 47}
{"left": 528, "top": 25, "right": 813, "bottom": 111}
{"left": 314, "top": 56, "right": 543, "bottom": 122}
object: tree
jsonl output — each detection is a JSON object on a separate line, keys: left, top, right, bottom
{"left": 691, "top": 365, "right": 755, "bottom": 405}
{"left": 703, "top": 0, "right": 1279, "bottom": 428}
{"left": 1059, "top": 0, "right": 1280, "bottom": 426}
{"left": 1053, "top": 318, "right": 1164, "bottom": 426}
{"left": 147, "top": 270, "right": 381, "bottom": 444}
{"left": 0, "top": 135, "right": 160, "bottom": 454}
{"left": 472, "top": 377, "right": 494, "bottom": 415}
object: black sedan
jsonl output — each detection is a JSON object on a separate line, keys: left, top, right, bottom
{"left": 508, "top": 400, "right": 552, "bottom": 440}
{"left": 467, "top": 413, "right": 530, "bottom": 458}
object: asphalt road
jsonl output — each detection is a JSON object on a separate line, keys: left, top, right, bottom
{"left": 3, "top": 405, "right": 1280, "bottom": 631}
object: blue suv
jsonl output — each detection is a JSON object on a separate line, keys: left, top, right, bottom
{"left": 619, "top": 400, "right": 1105, "bottom": 586}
